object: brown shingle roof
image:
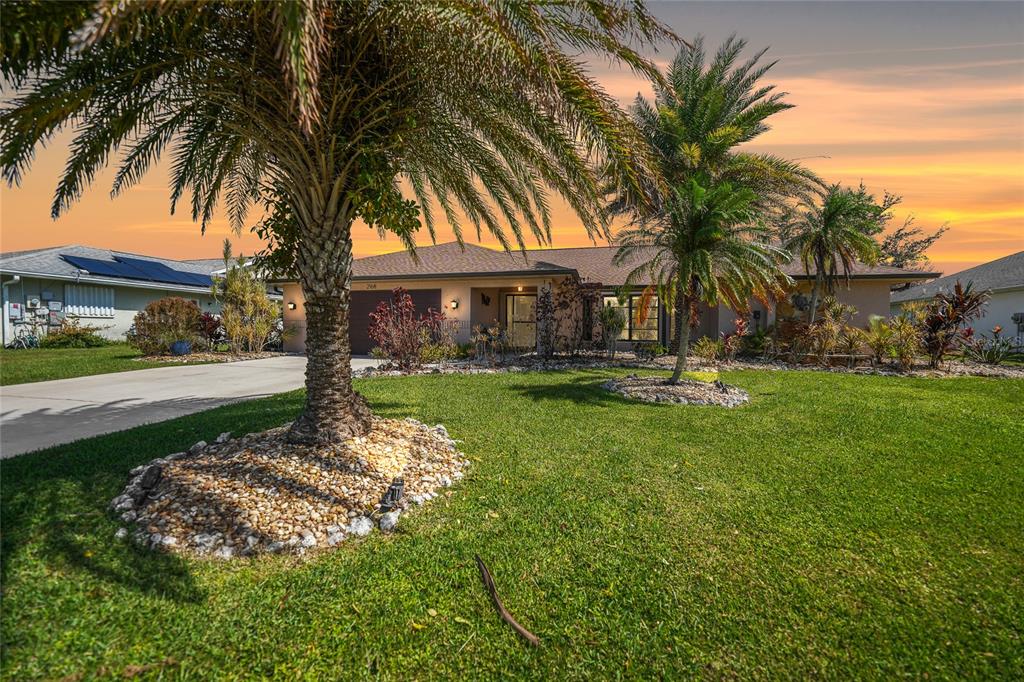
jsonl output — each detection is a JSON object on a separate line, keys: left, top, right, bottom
{"left": 353, "top": 242, "right": 572, "bottom": 279}
{"left": 350, "top": 242, "right": 937, "bottom": 286}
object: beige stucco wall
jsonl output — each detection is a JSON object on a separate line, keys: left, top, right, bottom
{"left": 280, "top": 274, "right": 569, "bottom": 353}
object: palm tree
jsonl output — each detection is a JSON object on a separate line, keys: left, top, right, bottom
{"left": 2, "top": 1, "right": 673, "bottom": 444}
{"left": 616, "top": 177, "right": 791, "bottom": 383}
{"left": 605, "top": 35, "right": 819, "bottom": 351}
{"left": 784, "top": 184, "right": 881, "bottom": 322}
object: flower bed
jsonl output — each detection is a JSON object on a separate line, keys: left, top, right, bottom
{"left": 110, "top": 418, "right": 467, "bottom": 558}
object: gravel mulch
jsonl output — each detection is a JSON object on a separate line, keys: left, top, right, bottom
{"left": 110, "top": 418, "right": 467, "bottom": 558}
{"left": 603, "top": 374, "right": 750, "bottom": 407}
{"left": 356, "top": 353, "right": 1023, "bottom": 380}
{"left": 134, "top": 351, "right": 287, "bottom": 364}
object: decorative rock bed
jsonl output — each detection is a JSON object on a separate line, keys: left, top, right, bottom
{"left": 602, "top": 374, "right": 750, "bottom": 407}
{"left": 110, "top": 418, "right": 467, "bottom": 558}
{"left": 356, "top": 353, "right": 1024, "bottom": 380}
{"left": 133, "top": 351, "right": 287, "bottom": 364}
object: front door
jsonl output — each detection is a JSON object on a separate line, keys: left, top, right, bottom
{"left": 505, "top": 294, "right": 536, "bottom": 349}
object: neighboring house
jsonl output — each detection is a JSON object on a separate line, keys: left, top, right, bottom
{"left": 891, "top": 250, "right": 1024, "bottom": 344}
{"left": 277, "top": 242, "right": 936, "bottom": 354}
{"left": 0, "top": 245, "right": 223, "bottom": 345}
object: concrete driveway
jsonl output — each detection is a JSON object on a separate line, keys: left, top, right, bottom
{"left": 0, "top": 355, "right": 381, "bottom": 458}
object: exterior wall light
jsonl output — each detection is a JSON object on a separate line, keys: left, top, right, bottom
{"left": 287, "top": 301, "right": 297, "bottom": 310}
{"left": 450, "top": 299, "right": 459, "bottom": 309}
{"left": 516, "top": 285, "right": 523, "bottom": 292}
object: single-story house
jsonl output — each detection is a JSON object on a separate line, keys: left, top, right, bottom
{"left": 278, "top": 242, "right": 936, "bottom": 354}
{"left": 891, "top": 250, "right": 1024, "bottom": 344}
{"left": 1, "top": 245, "right": 229, "bottom": 344}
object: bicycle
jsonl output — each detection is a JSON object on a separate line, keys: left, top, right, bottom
{"left": 6, "top": 323, "right": 40, "bottom": 349}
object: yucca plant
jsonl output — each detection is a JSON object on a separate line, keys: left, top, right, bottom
{"left": 2, "top": 0, "right": 673, "bottom": 444}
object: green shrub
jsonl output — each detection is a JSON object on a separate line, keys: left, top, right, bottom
{"left": 39, "top": 318, "right": 109, "bottom": 348}
{"left": 128, "top": 297, "right": 201, "bottom": 355}
{"left": 692, "top": 336, "right": 723, "bottom": 362}
{"left": 215, "top": 242, "right": 279, "bottom": 352}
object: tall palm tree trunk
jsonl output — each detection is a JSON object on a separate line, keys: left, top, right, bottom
{"left": 668, "top": 288, "right": 685, "bottom": 353}
{"left": 287, "top": 212, "right": 372, "bottom": 445}
{"left": 669, "top": 287, "right": 693, "bottom": 384}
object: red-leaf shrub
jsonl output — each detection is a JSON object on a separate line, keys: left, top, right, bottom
{"left": 367, "top": 288, "right": 450, "bottom": 369}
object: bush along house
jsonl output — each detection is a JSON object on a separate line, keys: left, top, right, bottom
{"left": 275, "top": 242, "right": 938, "bottom": 355}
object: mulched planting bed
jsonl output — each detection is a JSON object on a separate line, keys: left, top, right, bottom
{"left": 109, "top": 418, "right": 467, "bottom": 558}
{"left": 603, "top": 374, "right": 750, "bottom": 407}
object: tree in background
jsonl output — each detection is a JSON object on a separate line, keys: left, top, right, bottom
{"left": 214, "top": 240, "right": 278, "bottom": 353}
{"left": 2, "top": 1, "right": 673, "bottom": 444}
{"left": 604, "top": 35, "right": 818, "bottom": 352}
{"left": 783, "top": 184, "right": 881, "bottom": 322}
{"left": 617, "top": 178, "right": 790, "bottom": 383}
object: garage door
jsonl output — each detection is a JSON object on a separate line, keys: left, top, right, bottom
{"left": 349, "top": 289, "right": 442, "bottom": 355}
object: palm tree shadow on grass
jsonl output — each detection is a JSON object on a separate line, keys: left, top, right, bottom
{"left": 0, "top": 395, "right": 304, "bottom": 601}
{"left": 0, "top": 392, "right": 423, "bottom": 601}
{"left": 508, "top": 370, "right": 671, "bottom": 406}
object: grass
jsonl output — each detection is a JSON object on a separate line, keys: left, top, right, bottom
{"left": 0, "top": 344, "right": 202, "bottom": 386}
{"left": 1, "top": 369, "right": 1022, "bottom": 679}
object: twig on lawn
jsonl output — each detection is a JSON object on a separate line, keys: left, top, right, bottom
{"left": 474, "top": 554, "right": 540, "bottom": 646}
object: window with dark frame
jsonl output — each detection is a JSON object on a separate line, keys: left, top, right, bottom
{"left": 603, "top": 294, "right": 659, "bottom": 342}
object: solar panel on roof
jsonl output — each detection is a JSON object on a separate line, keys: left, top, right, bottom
{"left": 62, "top": 255, "right": 150, "bottom": 280}
{"left": 114, "top": 256, "right": 214, "bottom": 288}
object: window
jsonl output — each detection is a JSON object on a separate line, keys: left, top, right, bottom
{"left": 64, "top": 284, "right": 115, "bottom": 318}
{"left": 603, "top": 294, "right": 659, "bottom": 341}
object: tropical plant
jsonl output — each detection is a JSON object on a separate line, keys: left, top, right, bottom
{"left": 865, "top": 316, "right": 894, "bottom": 366}
{"left": 615, "top": 178, "right": 791, "bottom": 382}
{"left": 2, "top": 1, "right": 673, "bottom": 445}
{"left": 720, "top": 317, "right": 748, "bottom": 363}
{"left": 962, "top": 327, "right": 1015, "bottom": 366}
{"left": 39, "top": 317, "right": 109, "bottom": 349}
{"left": 128, "top": 297, "right": 202, "bottom": 355}
{"left": 692, "top": 336, "right": 723, "bottom": 363}
{"left": 887, "top": 316, "right": 921, "bottom": 371}
{"left": 784, "top": 184, "right": 881, "bottom": 322}
{"left": 215, "top": 242, "right": 279, "bottom": 353}
{"left": 197, "top": 312, "right": 225, "bottom": 349}
{"left": 604, "top": 35, "right": 819, "bottom": 353}
{"left": 598, "top": 305, "right": 626, "bottom": 359}
{"left": 919, "top": 281, "right": 989, "bottom": 368}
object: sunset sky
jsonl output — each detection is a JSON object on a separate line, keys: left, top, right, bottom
{"left": 1, "top": 1, "right": 1022, "bottom": 277}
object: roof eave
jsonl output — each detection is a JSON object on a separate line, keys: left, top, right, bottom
{"left": 0, "top": 268, "right": 215, "bottom": 295}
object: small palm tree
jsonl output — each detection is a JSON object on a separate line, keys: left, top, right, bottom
{"left": 605, "top": 35, "right": 818, "bottom": 350}
{"left": 2, "top": 1, "right": 673, "bottom": 444}
{"left": 784, "top": 185, "right": 881, "bottom": 322}
{"left": 616, "top": 177, "right": 790, "bottom": 383}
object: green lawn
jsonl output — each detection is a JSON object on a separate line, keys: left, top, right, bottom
{"left": 2, "top": 370, "right": 1022, "bottom": 679}
{"left": 0, "top": 344, "right": 199, "bottom": 386}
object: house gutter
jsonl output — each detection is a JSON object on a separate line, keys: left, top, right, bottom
{"left": 2, "top": 275, "right": 21, "bottom": 346}
{"left": 0, "top": 268, "right": 213, "bottom": 296}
